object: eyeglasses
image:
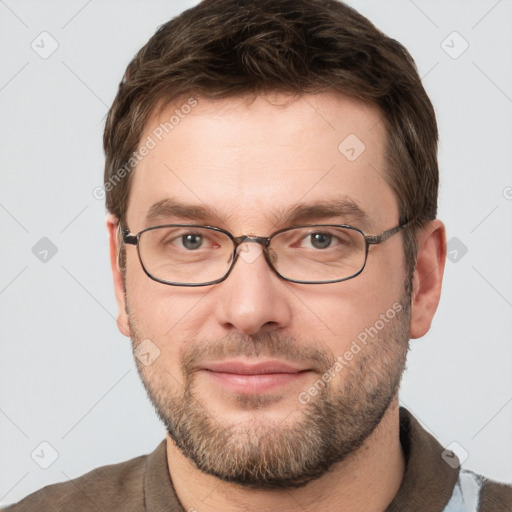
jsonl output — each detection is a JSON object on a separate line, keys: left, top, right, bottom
{"left": 120, "top": 221, "right": 412, "bottom": 287}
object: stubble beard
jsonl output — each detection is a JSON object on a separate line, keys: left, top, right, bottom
{"left": 128, "top": 294, "right": 410, "bottom": 490}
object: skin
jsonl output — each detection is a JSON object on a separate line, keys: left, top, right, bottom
{"left": 106, "top": 92, "right": 446, "bottom": 511}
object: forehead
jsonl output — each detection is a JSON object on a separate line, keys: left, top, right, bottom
{"left": 126, "top": 92, "right": 398, "bottom": 232}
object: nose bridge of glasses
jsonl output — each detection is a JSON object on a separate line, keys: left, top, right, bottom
{"left": 233, "top": 235, "right": 271, "bottom": 248}
{"left": 232, "top": 235, "right": 273, "bottom": 267}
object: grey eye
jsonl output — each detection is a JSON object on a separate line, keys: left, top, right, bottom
{"left": 310, "top": 233, "right": 332, "bottom": 249}
{"left": 182, "top": 234, "right": 203, "bottom": 250}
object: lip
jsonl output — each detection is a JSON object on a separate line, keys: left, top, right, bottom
{"left": 199, "top": 359, "right": 311, "bottom": 394}
{"left": 202, "top": 359, "right": 307, "bottom": 375}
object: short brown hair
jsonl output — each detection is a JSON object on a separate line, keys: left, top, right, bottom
{"left": 103, "top": 0, "right": 438, "bottom": 280}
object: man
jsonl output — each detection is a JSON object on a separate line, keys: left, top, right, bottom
{"left": 5, "top": 0, "right": 511, "bottom": 510}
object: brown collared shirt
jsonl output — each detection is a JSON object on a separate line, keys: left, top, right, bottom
{"left": 3, "top": 408, "right": 512, "bottom": 511}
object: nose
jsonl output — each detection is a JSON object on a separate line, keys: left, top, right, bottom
{"left": 214, "top": 242, "right": 293, "bottom": 336}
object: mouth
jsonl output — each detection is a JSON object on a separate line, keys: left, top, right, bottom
{"left": 199, "top": 359, "right": 312, "bottom": 394}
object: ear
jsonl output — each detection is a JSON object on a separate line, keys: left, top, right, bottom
{"left": 106, "top": 214, "right": 131, "bottom": 337}
{"left": 409, "top": 219, "right": 447, "bottom": 339}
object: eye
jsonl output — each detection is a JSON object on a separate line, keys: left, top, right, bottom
{"left": 298, "top": 231, "right": 340, "bottom": 250}
{"left": 179, "top": 233, "right": 203, "bottom": 250}
{"left": 148, "top": 227, "right": 225, "bottom": 256}
{"left": 309, "top": 232, "right": 332, "bottom": 249}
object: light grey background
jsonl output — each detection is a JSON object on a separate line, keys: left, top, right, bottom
{"left": 1, "top": 0, "right": 511, "bottom": 506}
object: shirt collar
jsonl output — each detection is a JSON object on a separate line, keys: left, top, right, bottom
{"left": 143, "top": 438, "right": 184, "bottom": 512}
{"left": 386, "top": 407, "right": 460, "bottom": 511}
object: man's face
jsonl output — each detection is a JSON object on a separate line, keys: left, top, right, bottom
{"left": 117, "top": 92, "right": 411, "bottom": 488}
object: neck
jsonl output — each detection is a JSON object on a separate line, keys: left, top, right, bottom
{"left": 166, "top": 400, "right": 405, "bottom": 512}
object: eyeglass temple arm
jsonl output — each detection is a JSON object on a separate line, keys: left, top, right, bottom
{"left": 118, "top": 225, "right": 138, "bottom": 245}
{"left": 114, "top": 224, "right": 137, "bottom": 270}
{"left": 365, "top": 219, "right": 415, "bottom": 246}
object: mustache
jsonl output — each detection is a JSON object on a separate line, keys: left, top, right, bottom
{"left": 180, "top": 332, "right": 335, "bottom": 376}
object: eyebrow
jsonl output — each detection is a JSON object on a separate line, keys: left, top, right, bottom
{"left": 276, "top": 198, "right": 371, "bottom": 228}
{"left": 144, "top": 198, "right": 221, "bottom": 227}
{"left": 144, "top": 197, "right": 371, "bottom": 230}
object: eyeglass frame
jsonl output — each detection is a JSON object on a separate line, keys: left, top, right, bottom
{"left": 119, "top": 219, "right": 414, "bottom": 287}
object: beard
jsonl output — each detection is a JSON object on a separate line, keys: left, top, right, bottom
{"left": 128, "top": 294, "right": 410, "bottom": 490}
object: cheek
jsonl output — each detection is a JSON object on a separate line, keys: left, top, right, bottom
{"left": 125, "top": 264, "right": 211, "bottom": 347}
{"left": 294, "top": 257, "right": 405, "bottom": 355}
{"left": 138, "top": 354, "right": 186, "bottom": 403}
